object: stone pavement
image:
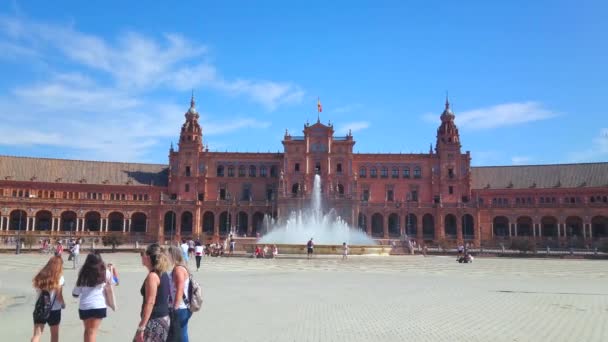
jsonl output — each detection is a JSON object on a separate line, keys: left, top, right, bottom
{"left": 0, "top": 253, "right": 606, "bottom": 341}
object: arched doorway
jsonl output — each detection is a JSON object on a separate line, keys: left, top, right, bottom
{"left": 61, "top": 211, "right": 77, "bottom": 232}
{"left": 291, "top": 183, "right": 301, "bottom": 197}
{"left": 516, "top": 216, "right": 533, "bottom": 236}
{"left": 422, "top": 214, "right": 434, "bottom": 239}
{"left": 493, "top": 216, "right": 509, "bottom": 237}
{"left": 388, "top": 213, "right": 400, "bottom": 237}
{"left": 131, "top": 212, "right": 147, "bottom": 233}
{"left": 35, "top": 210, "right": 52, "bottom": 231}
{"left": 444, "top": 214, "right": 457, "bottom": 238}
{"left": 219, "top": 211, "right": 231, "bottom": 235}
{"left": 9, "top": 210, "right": 27, "bottom": 231}
{"left": 462, "top": 214, "right": 475, "bottom": 239}
{"left": 541, "top": 216, "right": 558, "bottom": 238}
{"left": 202, "top": 211, "right": 214, "bottom": 235}
{"left": 592, "top": 216, "right": 608, "bottom": 238}
{"left": 565, "top": 216, "right": 583, "bottom": 238}
{"left": 84, "top": 211, "right": 101, "bottom": 231}
{"left": 108, "top": 212, "right": 124, "bottom": 232}
{"left": 337, "top": 184, "right": 344, "bottom": 197}
{"left": 405, "top": 214, "right": 417, "bottom": 237}
{"left": 358, "top": 213, "right": 367, "bottom": 232}
{"left": 238, "top": 211, "right": 248, "bottom": 236}
{"left": 252, "top": 212, "right": 265, "bottom": 236}
{"left": 164, "top": 211, "right": 177, "bottom": 235}
{"left": 371, "top": 213, "right": 384, "bottom": 238}
{"left": 181, "top": 212, "right": 193, "bottom": 235}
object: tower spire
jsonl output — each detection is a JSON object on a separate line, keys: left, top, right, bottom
{"left": 445, "top": 91, "right": 450, "bottom": 110}
{"left": 190, "top": 89, "right": 195, "bottom": 109}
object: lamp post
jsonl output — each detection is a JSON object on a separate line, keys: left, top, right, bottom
{"left": 16, "top": 208, "right": 23, "bottom": 254}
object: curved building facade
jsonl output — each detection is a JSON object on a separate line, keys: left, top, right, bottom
{"left": 1, "top": 97, "right": 607, "bottom": 246}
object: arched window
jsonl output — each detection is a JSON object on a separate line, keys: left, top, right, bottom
{"left": 414, "top": 167, "right": 421, "bottom": 178}
{"left": 370, "top": 168, "right": 377, "bottom": 178}
{"left": 217, "top": 165, "right": 224, "bottom": 177}
{"left": 228, "top": 166, "right": 235, "bottom": 177}
{"left": 238, "top": 165, "right": 246, "bottom": 177}
{"left": 403, "top": 167, "right": 410, "bottom": 178}
{"left": 249, "top": 165, "right": 256, "bottom": 177}
{"left": 359, "top": 167, "right": 366, "bottom": 178}
{"left": 381, "top": 167, "right": 388, "bottom": 178}
{"left": 392, "top": 167, "right": 399, "bottom": 178}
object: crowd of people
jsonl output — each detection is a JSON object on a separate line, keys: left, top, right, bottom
{"left": 30, "top": 242, "right": 198, "bottom": 342}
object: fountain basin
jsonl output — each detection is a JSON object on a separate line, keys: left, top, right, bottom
{"left": 243, "top": 243, "right": 391, "bottom": 256}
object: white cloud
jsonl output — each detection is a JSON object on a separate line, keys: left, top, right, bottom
{"left": 0, "top": 13, "right": 303, "bottom": 161}
{"left": 568, "top": 128, "right": 608, "bottom": 162}
{"left": 511, "top": 156, "right": 531, "bottom": 165}
{"left": 422, "top": 102, "right": 557, "bottom": 130}
{"left": 336, "top": 121, "right": 370, "bottom": 135}
{"left": 0, "top": 14, "right": 304, "bottom": 108}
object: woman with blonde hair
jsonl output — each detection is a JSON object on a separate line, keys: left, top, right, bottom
{"left": 134, "top": 243, "right": 171, "bottom": 342}
{"left": 31, "top": 256, "right": 65, "bottom": 342}
{"left": 167, "top": 246, "right": 192, "bottom": 342}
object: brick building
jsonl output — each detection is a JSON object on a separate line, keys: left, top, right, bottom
{"left": 1, "top": 96, "right": 607, "bottom": 246}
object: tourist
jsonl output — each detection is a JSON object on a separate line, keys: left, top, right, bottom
{"left": 254, "top": 245, "right": 262, "bottom": 258}
{"left": 71, "top": 239, "right": 80, "bottom": 269}
{"left": 135, "top": 244, "right": 171, "bottom": 342}
{"left": 307, "top": 238, "right": 314, "bottom": 259}
{"left": 229, "top": 237, "right": 236, "bottom": 256}
{"left": 72, "top": 253, "right": 108, "bottom": 342}
{"left": 107, "top": 263, "right": 119, "bottom": 286}
{"left": 167, "top": 246, "right": 192, "bottom": 342}
{"left": 55, "top": 242, "right": 63, "bottom": 259}
{"left": 194, "top": 241, "right": 204, "bottom": 271}
{"left": 342, "top": 242, "right": 349, "bottom": 260}
{"left": 263, "top": 245, "right": 269, "bottom": 258}
{"left": 180, "top": 239, "right": 190, "bottom": 263}
{"left": 31, "top": 255, "right": 65, "bottom": 342}
{"left": 187, "top": 239, "right": 195, "bottom": 259}
{"left": 272, "top": 245, "right": 279, "bottom": 258}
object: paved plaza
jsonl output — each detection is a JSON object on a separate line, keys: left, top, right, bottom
{"left": 0, "top": 252, "right": 607, "bottom": 341}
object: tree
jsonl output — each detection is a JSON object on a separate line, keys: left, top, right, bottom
{"left": 102, "top": 235, "right": 124, "bottom": 252}
{"left": 22, "top": 234, "right": 38, "bottom": 251}
{"left": 598, "top": 240, "right": 608, "bottom": 254}
{"left": 510, "top": 238, "right": 535, "bottom": 253}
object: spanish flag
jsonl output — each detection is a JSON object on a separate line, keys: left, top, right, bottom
{"left": 317, "top": 98, "right": 322, "bottom": 113}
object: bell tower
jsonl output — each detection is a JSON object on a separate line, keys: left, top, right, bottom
{"left": 168, "top": 94, "right": 204, "bottom": 201}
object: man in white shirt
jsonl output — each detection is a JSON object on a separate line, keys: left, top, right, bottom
{"left": 71, "top": 241, "right": 80, "bottom": 269}
{"left": 180, "top": 239, "right": 190, "bottom": 262}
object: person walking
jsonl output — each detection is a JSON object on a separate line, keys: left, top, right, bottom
{"left": 180, "top": 239, "right": 190, "bottom": 263}
{"left": 167, "top": 246, "right": 192, "bottom": 342}
{"left": 342, "top": 242, "right": 349, "bottom": 260}
{"left": 307, "top": 238, "right": 314, "bottom": 259}
{"left": 194, "top": 241, "right": 204, "bottom": 271}
{"left": 71, "top": 240, "right": 80, "bottom": 269}
{"left": 72, "top": 253, "right": 108, "bottom": 342}
{"left": 31, "top": 256, "right": 65, "bottom": 342}
{"left": 134, "top": 244, "right": 171, "bottom": 342}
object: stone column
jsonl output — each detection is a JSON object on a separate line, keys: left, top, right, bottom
{"left": 128, "top": 219, "right": 132, "bottom": 232}
{"left": 26, "top": 217, "right": 30, "bottom": 231}
{"left": 490, "top": 223, "right": 494, "bottom": 238}
{"left": 514, "top": 223, "right": 518, "bottom": 237}
{"left": 123, "top": 218, "right": 127, "bottom": 232}
{"left": 383, "top": 214, "right": 389, "bottom": 239}
{"left": 214, "top": 211, "right": 220, "bottom": 236}
{"left": 32, "top": 217, "right": 36, "bottom": 231}
{"left": 456, "top": 216, "right": 463, "bottom": 243}
{"left": 145, "top": 219, "right": 149, "bottom": 233}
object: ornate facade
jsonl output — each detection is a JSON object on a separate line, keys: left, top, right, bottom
{"left": 1, "top": 96, "right": 607, "bottom": 246}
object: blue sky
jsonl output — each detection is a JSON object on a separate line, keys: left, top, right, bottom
{"left": 0, "top": 1, "right": 606, "bottom": 165}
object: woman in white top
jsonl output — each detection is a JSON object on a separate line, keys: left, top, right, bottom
{"left": 194, "top": 241, "right": 204, "bottom": 271}
{"left": 167, "top": 246, "right": 192, "bottom": 342}
{"left": 31, "top": 255, "right": 65, "bottom": 342}
{"left": 72, "top": 253, "right": 108, "bottom": 342}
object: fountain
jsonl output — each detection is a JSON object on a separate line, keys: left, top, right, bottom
{"left": 251, "top": 175, "right": 390, "bottom": 255}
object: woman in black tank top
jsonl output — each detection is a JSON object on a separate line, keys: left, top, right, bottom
{"left": 134, "top": 244, "right": 170, "bottom": 342}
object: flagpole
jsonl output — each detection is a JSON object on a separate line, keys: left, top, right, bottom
{"left": 317, "top": 97, "right": 320, "bottom": 123}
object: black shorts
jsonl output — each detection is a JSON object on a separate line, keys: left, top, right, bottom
{"left": 33, "top": 309, "right": 61, "bottom": 326}
{"left": 307, "top": 247, "right": 314, "bottom": 254}
{"left": 79, "top": 308, "right": 107, "bottom": 320}
{"left": 188, "top": 248, "right": 194, "bottom": 253}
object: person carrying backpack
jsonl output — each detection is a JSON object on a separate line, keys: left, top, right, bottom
{"left": 32, "top": 255, "right": 65, "bottom": 342}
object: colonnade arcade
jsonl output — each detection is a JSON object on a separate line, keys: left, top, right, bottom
{"left": 492, "top": 215, "right": 608, "bottom": 239}
{"left": 162, "top": 210, "right": 269, "bottom": 238}
{"left": 356, "top": 212, "right": 476, "bottom": 241}
{"left": 0, "top": 209, "right": 148, "bottom": 233}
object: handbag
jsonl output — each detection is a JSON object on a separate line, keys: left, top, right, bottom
{"left": 104, "top": 282, "right": 117, "bottom": 311}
